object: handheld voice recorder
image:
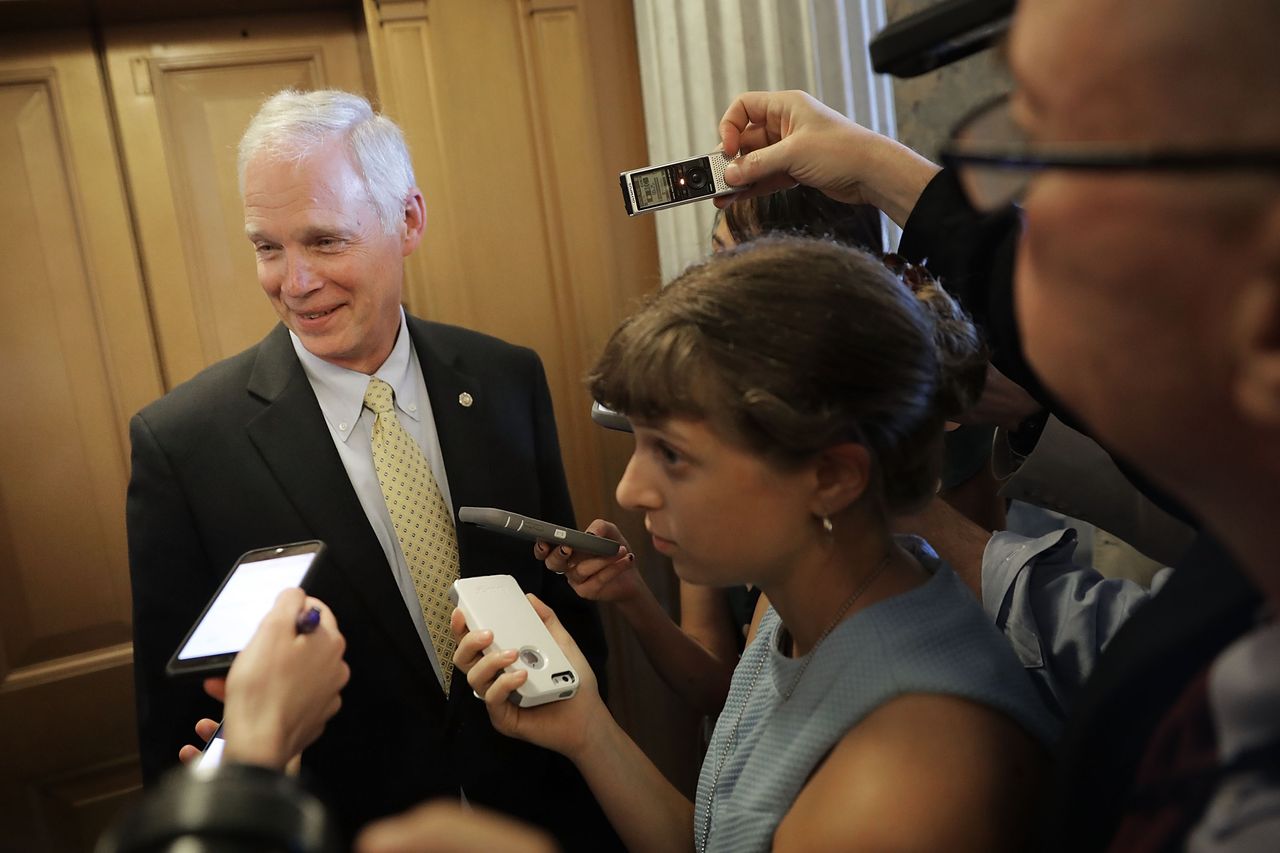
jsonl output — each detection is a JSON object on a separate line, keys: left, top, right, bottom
{"left": 620, "top": 151, "right": 738, "bottom": 215}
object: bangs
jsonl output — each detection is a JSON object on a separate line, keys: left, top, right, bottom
{"left": 588, "top": 305, "right": 730, "bottom": 426}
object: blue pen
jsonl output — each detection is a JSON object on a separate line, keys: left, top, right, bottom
{"left": 295, "top": 605, "right": 322, "bottom": 634}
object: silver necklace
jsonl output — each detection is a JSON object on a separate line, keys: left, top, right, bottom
{"left": 695, "top": 551, "right": 892, "bottom": 853}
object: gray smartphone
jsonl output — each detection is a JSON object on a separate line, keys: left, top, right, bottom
{"left": 458, "top": 507, "right": 621, "bottom": 557}
{"left": 590, "top": 401, "right": 632, "bottom": 433}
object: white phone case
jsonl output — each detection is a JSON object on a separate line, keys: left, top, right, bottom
{"left": 450, "top": 575, "right": 579, "bottom": 707}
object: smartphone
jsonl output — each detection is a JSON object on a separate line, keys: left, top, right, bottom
{"left": 193, "top": 720, "right": 227, "bottom": 775}
{"left": 166, "top": 540, "right": 326, "bottom": 678}
{"left": 458, "top": 507, "right": 621, "bottom": 558}
{"left": 590, "top": 401, "right": 633, "bottom": 433}
{"left": 450, "top": 575, "right": 579, "bottom": 707}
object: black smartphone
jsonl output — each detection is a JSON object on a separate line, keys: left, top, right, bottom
{"left": 458, "top": 507, "right": 621, "bottom": 558}
{"left": 166, "top": 540, "right": 326, "bottom": 678}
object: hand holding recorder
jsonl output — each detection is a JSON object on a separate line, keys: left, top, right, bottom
{"left": 716, "top": 90, "right": 940, "bottom": 226}
{"left": 535, "top": 518, "right": 642, "bottom": 605}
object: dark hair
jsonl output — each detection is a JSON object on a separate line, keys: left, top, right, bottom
{"left": 719, "top": 186, "right": 885, "bottom": 252}
{"left": 589, "top": 237, "right": 986, "bottom": 513}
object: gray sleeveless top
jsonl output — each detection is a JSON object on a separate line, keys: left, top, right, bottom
{"left": 692, "top": 537, "right": 1059, "bottom": 852}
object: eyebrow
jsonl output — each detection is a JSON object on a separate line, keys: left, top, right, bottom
{"left": 244, "top": 225, "right": 354, "bottom": 243}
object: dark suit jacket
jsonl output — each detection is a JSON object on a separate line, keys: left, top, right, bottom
{"left": 127, "top": 316, "right": 620, "bottom": 849}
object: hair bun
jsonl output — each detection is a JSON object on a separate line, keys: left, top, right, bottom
{"left": 882, "top": 255, "right": 987, "bottom": 421}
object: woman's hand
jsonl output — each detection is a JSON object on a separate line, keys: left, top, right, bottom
{"left": 717, "top": 89, "right": 940, "bottom": 226}
{"left": 451, "top": 594, "right": 610, "bottom": 762}
{"left": 535, "top": 519, "right": 642, "bottom": 604}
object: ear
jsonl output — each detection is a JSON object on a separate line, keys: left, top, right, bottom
{"left": 1232, "top": 203, "right": 1280, "bottom": 427}
{"left": 808, "top": 442, "right": 873, "bottom": 518}
{"left": 401, "top": 188, "right": 426, "bottom": 256}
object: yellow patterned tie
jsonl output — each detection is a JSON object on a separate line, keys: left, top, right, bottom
{"left": 363, "top": 377, "right": 460, "bottom": 694}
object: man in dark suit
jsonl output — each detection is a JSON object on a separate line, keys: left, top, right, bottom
{"left": 127, "top": 89, "right": 617, "bottom": 849}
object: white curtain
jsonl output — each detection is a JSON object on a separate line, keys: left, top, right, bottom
{"left": 632, "top": 0, "right": 897, "bottom": 281}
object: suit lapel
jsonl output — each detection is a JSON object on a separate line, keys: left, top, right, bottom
{"left": 243, "top": 325, "right": 437, "bottom": 683}
{"left": 407, "top": 317, "right": 493, "bottom": 527}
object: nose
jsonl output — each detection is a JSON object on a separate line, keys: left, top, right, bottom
{"left": 281, "top": 250, "right": 322, "bottom": 298}
{"left": 615, "top": 452, "right": 658, "bottom": 512}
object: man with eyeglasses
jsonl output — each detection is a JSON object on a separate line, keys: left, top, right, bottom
{"left": 715, "top": 2, "right": 1280, "bottom": 851}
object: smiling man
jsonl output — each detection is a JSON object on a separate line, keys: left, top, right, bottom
{"left": 126, "top": 89, "right": 617, "bottom": 849}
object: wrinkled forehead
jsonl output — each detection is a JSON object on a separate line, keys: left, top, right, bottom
{"left": 243, "top": 143, "right": 370, "bottom": 210}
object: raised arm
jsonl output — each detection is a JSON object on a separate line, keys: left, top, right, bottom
{"left": 717, "top": 90, "right": 940, "bottom": 227}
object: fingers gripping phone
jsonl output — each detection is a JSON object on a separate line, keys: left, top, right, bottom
{"left": 450, "top": 575, "right": 579, "bottom": 707}
{"left": 194, "top": 721, "right": 227, "bottom": 774}
{"left": 166, "top": 541, "right": 326, "bottom": 678}
{"left": 458, "top": 507, "right": 621, "bottom": 558}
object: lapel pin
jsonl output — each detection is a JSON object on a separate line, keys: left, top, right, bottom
{"left": 458, "top": 392, "right": 474, "bottom": 408}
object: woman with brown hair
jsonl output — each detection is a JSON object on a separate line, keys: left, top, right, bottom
{"left": 453, "top": 237, "right": 1056, "bottom": 852}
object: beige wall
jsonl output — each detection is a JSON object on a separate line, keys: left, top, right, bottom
{"left": 886, "top": 0, "right": 1011, "bottom": 161}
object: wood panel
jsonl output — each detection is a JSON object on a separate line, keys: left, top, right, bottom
{"left": 0, "top": 29, "right": 161, "bottom": 851}
{"left": 103, "top": 12, "right": 369, "bottom": 387}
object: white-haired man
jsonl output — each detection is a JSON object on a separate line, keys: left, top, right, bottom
{"left": 127, "top": 89, "right": 619, "bottom": 849}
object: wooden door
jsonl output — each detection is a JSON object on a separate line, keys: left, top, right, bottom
{"left": 101, "top": 12, "right": 370, "bottom": 388}
{"left": 0, "top": 30, "right": 163, "bottom": 852}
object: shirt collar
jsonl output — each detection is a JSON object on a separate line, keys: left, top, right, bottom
{"left": 289, "top": 307, "right": 423, "bottom": 442}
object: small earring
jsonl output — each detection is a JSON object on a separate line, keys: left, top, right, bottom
{"left": 821, "top": 515, "right": 833, "bottom": 534}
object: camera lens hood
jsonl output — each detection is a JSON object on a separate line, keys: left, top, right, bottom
{"left": 98, "top": 763, "right": 340, "bottom": 853}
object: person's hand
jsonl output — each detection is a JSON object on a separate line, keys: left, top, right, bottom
{"left": 952, "top": 363, "right": 1043, "bottom": 431}
{"left": 534, "top": 519, "right": 641, "bottom": 604}
{"left": 221, "top": 588, "right": 349, "bottom": 770}
{"left": 717, "top": 90, "right": 939, "bottom": 225}
{"left": 450, "top": 594, "right": 609, "bottom": 762}
{"left": 177, "top": 717, "right": 222, "bottom": 765}
{"left": 356, "top": 800, "right": 557, "bottom": 853}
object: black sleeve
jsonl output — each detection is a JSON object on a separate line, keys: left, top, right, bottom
{"left": 899, "top": 168, "right": 1052, "bottom": 406}
{"left": 899, "top": 169, "right": 1198, "bottom": 526}
{"left": 126, "top": 412, "right": 223, "bottom": 784}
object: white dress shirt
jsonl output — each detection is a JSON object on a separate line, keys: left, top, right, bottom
{"left": 290, "top": 308, "right": 455, "bottom": 688}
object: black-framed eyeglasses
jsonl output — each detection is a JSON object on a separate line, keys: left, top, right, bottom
{"left": 939, "top": 94, "right": 1280, "bottom": 212}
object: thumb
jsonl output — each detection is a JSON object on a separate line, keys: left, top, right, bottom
{"left": 724, "top": 135, "right": 798, "bottom": 189}
{"left": 526, "top": 594, "right": 579, "bottom": 653}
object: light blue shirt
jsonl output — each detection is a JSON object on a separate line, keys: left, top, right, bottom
{"left": 290, "top": 308, "right": 455, "bottom": 688}
{"left": 981, "top": 527, "right": 1172, "bottom": 720}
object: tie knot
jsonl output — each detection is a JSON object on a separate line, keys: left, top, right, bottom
{"left": 363, "top": 377, "right": 396, "bottom": 414}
